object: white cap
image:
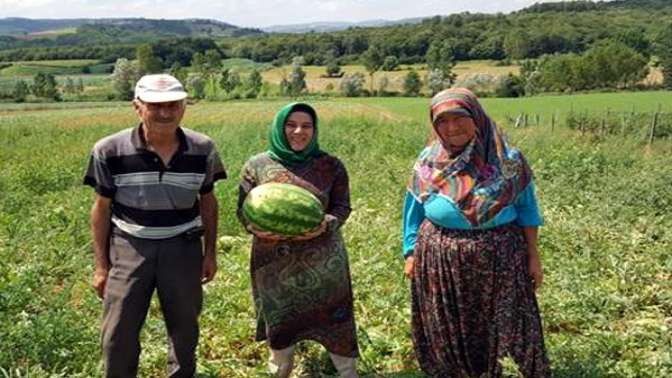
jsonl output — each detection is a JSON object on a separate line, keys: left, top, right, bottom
{"left": 134, "top": 74, "right": 187, "bottom": 103}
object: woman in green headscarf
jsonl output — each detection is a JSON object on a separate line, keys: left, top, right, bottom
{"left": 237, "top": 103, "right": 359, "bottom": 378}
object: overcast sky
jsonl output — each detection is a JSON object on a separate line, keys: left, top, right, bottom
{"left": 1, "top": 0, "right": 573, "bottom": 28}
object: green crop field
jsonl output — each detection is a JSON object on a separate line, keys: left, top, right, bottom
{"left": 11, "top": 60, "right": 99, "bottom": 68}
{"left": 220, "top": 58, "right": 273, "bottom": 73}
{"left": 0, "top": 60, "right": 101, "bottom": 77}
{"left": 0, "top": 94, "right": 670, "bottom": 377}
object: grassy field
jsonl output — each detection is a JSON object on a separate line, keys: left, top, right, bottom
{"left": 9, "top": 60, "right": 100, "bottom": 68}
{"left": 0, "top": 60, "right": 101, "bottom": 77}
{"left": 0, "top": 58, "right": 661, "bottom": 101}
{"left": 258, "top": 60, "right": 521, "bottom": 93}
{"left": 2, "top": 58, "right": 517, "bottom": 99}
{"left": 346, "top": 91, "right": 672, "bottom": 129}
{"left": 221, "top": 58, "right": 273, "bottom": 72}
{"left": 0, "top": 94, "right": 671, "bottom": 377}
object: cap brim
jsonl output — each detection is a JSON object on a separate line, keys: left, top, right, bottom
{"left": 137, "top": 91, "right": 187, "bottom": 103}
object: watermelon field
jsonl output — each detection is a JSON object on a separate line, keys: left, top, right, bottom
{"left": 1, "top": 93, "right": 671, "bottom": 377}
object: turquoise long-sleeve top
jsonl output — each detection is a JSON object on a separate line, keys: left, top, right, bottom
{"left": 402, "top": 181, "right": 543, "bottom": 258}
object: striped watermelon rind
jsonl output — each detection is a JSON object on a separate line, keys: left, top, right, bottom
{"left": 243, "top": 182, "right": 325, "bottom": 236}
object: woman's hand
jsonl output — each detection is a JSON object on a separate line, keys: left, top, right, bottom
{"left": 528, "top": 251, "right": 543, "bottom": 291}
{"left": 289, "top": 219, "right": 328, "bottom": 241}
{"left": 404, "top": 256, "right": 415, "bottom": 279}
{"left": 245, "top": 224, "right": 289, "bottom": 241}
{"left": 522, "top": 227, "right": 543, "bottom": 291}
{"left": 246, "top": 219, "right": 327, "bottom": 242}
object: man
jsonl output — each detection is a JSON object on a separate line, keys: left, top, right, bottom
{"left": 84, "top": 74, "right": 226, "bottom": 377}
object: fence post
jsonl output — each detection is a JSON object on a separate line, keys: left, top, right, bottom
{"left": 630, "top": 106, "right": 636, "bottom": 137}
{"left": 648, "top": 104, "right": 662, "bottom": 145}
{"left": 514, "top": 113, "right": 523, "bottom": 128}
{"left": 535, "top": 114, "right": 540, "bottom": 127}
{"left": 551, "top": 112, "right": 556, "bottom": 132}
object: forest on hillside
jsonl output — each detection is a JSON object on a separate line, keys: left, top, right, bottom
{"left": 0, "top": 0, "right": 670, "bottom": 65}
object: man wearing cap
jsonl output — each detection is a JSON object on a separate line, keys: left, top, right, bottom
{"left": 84, "top": 74, "right": 226, "bottom": 377}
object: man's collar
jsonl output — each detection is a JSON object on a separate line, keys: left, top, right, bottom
{"left": 131, "top": 123, "right": 188, "bottom": 152}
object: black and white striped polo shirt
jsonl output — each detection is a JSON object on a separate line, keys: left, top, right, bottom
{"left": 84, "top": 124, "right": 226, "bottom": 239}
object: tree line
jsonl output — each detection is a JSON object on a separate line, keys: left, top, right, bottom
{"left": 1, "top": 1, "right": 669, "bottom": 65}
{"left": 225, "top": 3, "right": 663, "bottom": 65}
{"left": 5, "top": 73, "right": 85, "bottom": 102}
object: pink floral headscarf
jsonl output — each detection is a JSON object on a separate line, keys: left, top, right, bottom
{"left": 407, "top": 88, "right": 533, "bottom": 226}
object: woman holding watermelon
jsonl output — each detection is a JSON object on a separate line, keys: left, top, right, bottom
{"left": 237, "top": 103, "right": 359, "bottom": 377}
{"left": 402, "top": 88, "right": 550, "bottom": 377}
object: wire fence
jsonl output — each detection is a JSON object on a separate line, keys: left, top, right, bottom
{"left": 502, "top": 105, "right": 671, "bottom": 145}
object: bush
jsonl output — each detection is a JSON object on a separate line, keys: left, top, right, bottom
{"left": 453, "top": 73, "right": 498, "bottom": 97}
{"left": 31, "top": 72, "right": 60, "bottom": 101}
{"left": 426, "top": 69, "right": 452, "bottom": 96}
{"left": 12, "top": 80, "right": 29, "bottom": 103}
{"left": 339, "top": 73, "right": 365, "bottom": 97}
{"left": 403, "top": 69, "right": 422, "bottom": 96}
{"left": 111, "top": 58, "right": 140, "bottom": 101}
{"left": 495, "top": 73, "right": 526, "bottom": 97}
{"left": 326, "top": 61, "right": 341, "bottom": 77}
{"left": 244, "top": 69, "right": 263, "bottom": 98}
{"left": 281, "top": 57, "right": 307, "bottom": 97}
{"left": 535, "top": 41, "right": 649, "bottom": 92}
{"left": 377, "top": 75, "right": 391, "bottom": 96}
{"left": 187, "top": 74, "right": 206, "bottom": 99}
{"left": 381, "top": 56, "right": 399, "bottom": 71}
{"left": 219, "top": 69, "right": 241, "bottom": 93}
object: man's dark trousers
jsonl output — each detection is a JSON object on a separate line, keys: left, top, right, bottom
{"left": 101, "top": 229, "right": 203, "bottom": 378}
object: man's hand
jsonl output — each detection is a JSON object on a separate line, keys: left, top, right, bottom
{"left": 404, "top": 256, "right": 415, "bottom": 279}
{"left": 201, "top": 253, "right": 217, "bottom": 284}
{"left": 93, "top": 267, "right": 108, "bottom": 299}
{"left": 90, "top": 194, "right": 112, "bottom": 300}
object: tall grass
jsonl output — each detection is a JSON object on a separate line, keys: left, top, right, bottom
{"left": 0, "top": 98, "right": 670, "bottom": 377}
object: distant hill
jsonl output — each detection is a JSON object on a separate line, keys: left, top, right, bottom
{"left": 0, "top": 18, "right": 88, "bottom": 35}
{"left": 0, "top": 18, "right": 263, "bottom": 48}
{"left": 262, "top": 17, "right": 425, "bottom": 34}
{"left": 519, "top": 0, "right": 671, "bottom": 13}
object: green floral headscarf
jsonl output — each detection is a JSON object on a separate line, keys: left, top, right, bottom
{"left": 268, "top": 102, "right": 323, "bottom": 165}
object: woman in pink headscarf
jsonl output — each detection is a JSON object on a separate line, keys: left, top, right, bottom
{"left": 402, "top": 88, "right": 550, "bottom": 377}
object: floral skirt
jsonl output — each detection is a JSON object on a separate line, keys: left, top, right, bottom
{"left": 251, "top": 230, "right": 359, "bottom": 358}
{"left": 411, "top": 221, "right": 551, "bottom": 377}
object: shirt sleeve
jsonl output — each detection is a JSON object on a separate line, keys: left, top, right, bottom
{"left": 514, "top": 180, "right": 543, "bottom": 227}
{"left": 326, "top": 159, "right": 352, "bottom": 231}
{"left": 200, "top": 144, "right": 227, "bottom": 194}
{"left": 403, "top": 191, "right": 425, "bottom": 258}
{"left": 83, "top": 150, "right": 116, "bottom": 198}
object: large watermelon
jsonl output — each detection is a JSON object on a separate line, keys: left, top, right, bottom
{"left": 243, "top": 182, "right": 325, "bottom": 236}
